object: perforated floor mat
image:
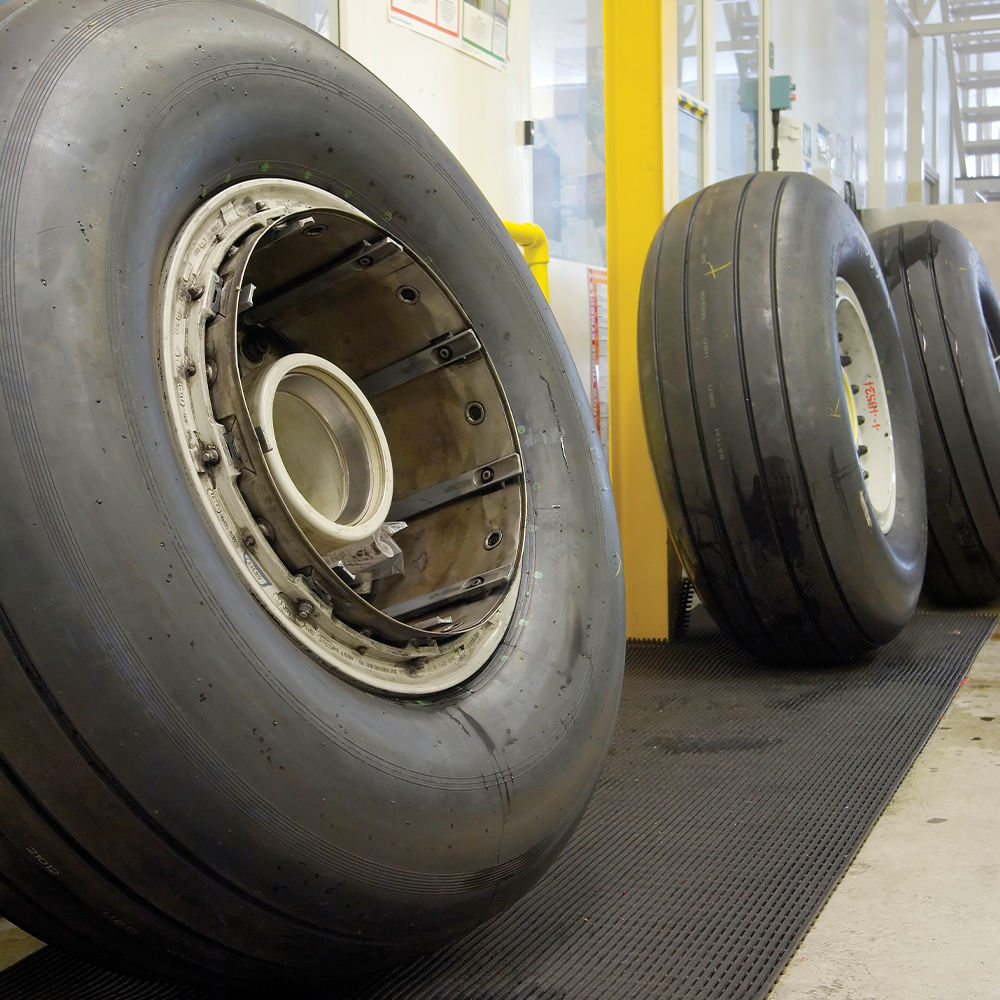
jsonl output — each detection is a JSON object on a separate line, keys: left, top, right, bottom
{"left": 0, "top": 610, "right": 993, "bottom": 1000}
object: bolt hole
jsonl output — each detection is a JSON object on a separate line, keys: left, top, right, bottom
{"left": 480, "top": 467, "right": 495, "bottom": 484}
{"left": 485, "top": 529, "right": 503, "bottom": 550}
{"left": 303, "top": 224, "right": 326, "bottom": 237}
{"left": 357, "top": 255, "right": 374, "bottom": 268}
{"left": 397, "top": 285, "right": 420, "bottom": 304}
{"left": 240, "top": 330, "right": 270, "bottom": 364}
{"left": 468, "top": 576, "right": 485, "bottom": 589}
{"left": 437, "top": 345, "right": 453, "bottom": 361}
{"left": 465, "top": 401, "right": 485, "bottom": 424}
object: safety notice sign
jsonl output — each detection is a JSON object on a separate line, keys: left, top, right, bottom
{"left": 388, "top": 0, "right": 509, "bottom": 68}
{"left": 389, "top": 0, "right": 460, "bottom": 39}
{"left": 462, "top": 0, "right": 509, "bottom": 64}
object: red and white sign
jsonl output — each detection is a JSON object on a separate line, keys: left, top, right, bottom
{"left": 389, "top": 0, "right": 460, "bottom": 39}
{"left": 588, "top": 267, "right": 609, "bottom": 457}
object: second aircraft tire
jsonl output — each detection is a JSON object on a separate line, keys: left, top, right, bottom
{"left": 639, "top": 173, "right": 927, "bottom": 663}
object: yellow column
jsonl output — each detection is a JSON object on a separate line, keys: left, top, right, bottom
{"left": 605, "top": 0, "right": 678, "bottom": 638}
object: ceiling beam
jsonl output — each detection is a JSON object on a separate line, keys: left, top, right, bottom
{"left": 920, "top": 15, "right": 1000, "bottom": 32}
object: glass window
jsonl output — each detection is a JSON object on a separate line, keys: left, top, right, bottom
{"left": 530, "top": 0, "right": 606, "bottom": 267}
{"left": 678, "top": 2, "right": 701, "bottom": 98}
{"left": 715, "top": 0, "right": 759, "bottom": 181}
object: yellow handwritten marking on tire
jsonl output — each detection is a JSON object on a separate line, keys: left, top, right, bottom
{"left": 704, "top": 260, "right": 732, "bottom": 279}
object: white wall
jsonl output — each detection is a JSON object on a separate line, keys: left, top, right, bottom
{"left": 338, "top": 0, "right": 533, "bottom": 223}
{"left": 769, "top": 0, "right": 869, "bottom": 200}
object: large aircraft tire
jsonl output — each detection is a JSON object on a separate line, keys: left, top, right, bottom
{"left": 639, "top": 173, "right": 926, "bottom": 663}
{"left": 0, "top": 0, "right": 625, "bottom": 986}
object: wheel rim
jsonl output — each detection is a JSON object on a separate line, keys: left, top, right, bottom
{"left": 835, "top": 277, "right": 897, "bottom": 533}
{"left": 158, "top": 179, "right": 524, "bottom": 695}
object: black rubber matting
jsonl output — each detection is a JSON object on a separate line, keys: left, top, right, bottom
{"left": 0, "top": 609, "right": 994, "bottom": 1000}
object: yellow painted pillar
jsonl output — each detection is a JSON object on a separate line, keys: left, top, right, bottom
{"left": 605, "top": 0, "right": 679, "bottom": 638}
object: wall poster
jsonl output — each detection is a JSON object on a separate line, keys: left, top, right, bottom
{"left": 388, "top": 0, "right": 460, "bottom": 40}
{"left": 388, "top": 0, "right": 509, "bottom": 68}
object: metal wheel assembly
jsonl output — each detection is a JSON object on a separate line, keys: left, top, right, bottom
{"left": 836, "top": 277, "right": 897, "bottom": 533}
{"left": 160, "top": 180, "right": 524, "bottom": 695}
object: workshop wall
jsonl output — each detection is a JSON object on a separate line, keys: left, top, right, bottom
{"left": 338, "top": 0, "right": 533, "bottom": 224}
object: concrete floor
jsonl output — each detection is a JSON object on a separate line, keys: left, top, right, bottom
{"left": 0, "top": 918, "right": 44, "bottom": 972}
{"left": 769, "top": 614, "right": 1000, "bottom": 1000}
{"left": 1, "top": 616, "right": 998, "bottom": 994}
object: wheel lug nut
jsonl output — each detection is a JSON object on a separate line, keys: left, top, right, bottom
{"left": 256, "top": 519, "right": 275, "bottom": 542}
{"left": 182, "top": 361, "right": 197, "bottom": 378}
{"left": 188, "top": 284, "right": 204, "bottom": 301}
{"left": 437, "top": 345, "right": 453, "bottom": 361}
{"left": 840, "top": 354, "right": 853, "bottom": 367}
{"left": 480, "top": 466, "right": 495, "bottom": 483}
{"left": 201, "top": 446, "right": 221, "bottom": 467}
{"left": 857, "top": 414, "right": 865, "bottom": 425}
{"left": 857, "top": 445, "right": 869, "bottom": 457}
{"left": 296, "top": 600, "right": 315, "bottom": 620}
{"left": 851, "top": 384, "right": 860, "bottom": 395}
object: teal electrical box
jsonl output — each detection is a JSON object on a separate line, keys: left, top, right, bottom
{"left": 738, "top": 76, "right": 795, "bottom": 114}
{"left": 770, "top": 75, "right": 794, "bottom": 111}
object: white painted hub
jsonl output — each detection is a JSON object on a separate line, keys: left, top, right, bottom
{"left": 250, "top": 354, "right": 393, "bottom": 551}
{"left": 836, "top": 277, "right": 897, "bottom": 534}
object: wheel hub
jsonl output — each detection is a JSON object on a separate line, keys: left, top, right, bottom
{"left": 158, "top": 180, "right": 524, "bottom": 694}
{"left": 835, "top": 277, "right": 897, "bottom": 534}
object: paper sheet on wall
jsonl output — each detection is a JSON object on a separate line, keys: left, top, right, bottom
{"left": 389, "top": 0, "right": 460, "bottom": 40}
{"left": 588, "top": 267, "right": 609, "bottom": 461}
{"left": 461, "top": 0, "right": 508, "bottom": 66}
{"left": 387, "top": 0, "right": 509, "bottom": 69}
